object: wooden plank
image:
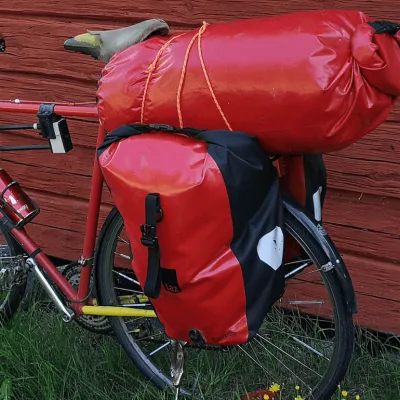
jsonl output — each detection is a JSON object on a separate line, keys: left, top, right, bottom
{"left": 0, "top": 71, "right": 96, "bottom": 103}
{"left": 343, "top": 253, "right": 400, "bottom": 303}
{"left": 25, "top": 189, "right": 111, "bottom": 233}
{"left": 4, "top": 0, "right": 399, "bottom": 25}
{"left": 324, "top": 188, "right": 400, "bottom": 235}
{"left": 0, "top": 17, "right": 105, "bottom": 82}
{"left": 353, "top": 292, "right": 400, "bottom": 335}
{"left": 324, "top": 153, "right": 400, "bottom": 200}
{"left": 324, "top": 222, "right": 400, "bottom": 263}
{"left": 25, "top": 223, "right": 83, "bottom": 259}
{"left": 333, "top": 0, "right": 400, "bottom": 20}
{"left": 0, "top": 132, "right": 94, "bottom": 173}
{"left": 1, "top": 0, "right": 326, "bottom": 26}
{"left": 0, "top": 158, "right": 113, "bottom": 204}
{"left": 389, "top": 100, "right": 400, "bottom": 123}
{"left": 335, "top": 122, "right": 400, "bottom": 165}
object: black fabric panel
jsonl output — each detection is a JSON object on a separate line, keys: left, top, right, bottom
{"left": 198, "top": 130, "right": 274, "bottom": 234}
{"left": 368, "top": 21, "right": 400, "bottom": 35}
{"left": 304, "top": 154, "right": 327, "bottom": 221}
{"left": 205, "top": 130, "right": 285, "bottom": 338}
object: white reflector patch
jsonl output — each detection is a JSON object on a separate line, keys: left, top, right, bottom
{"left": 257, "top": 226, "right": 284, "bottom": 270}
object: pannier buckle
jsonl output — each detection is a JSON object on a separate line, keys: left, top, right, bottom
{"left": 149, "top": 124, "right": 174, "bottom": 132}
{"left": 140, "top": 224, "right": 158, "bottom": 248}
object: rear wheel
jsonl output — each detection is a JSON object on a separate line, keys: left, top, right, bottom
{"left": 96, "top": 208, "right": 354, "bottom": 399}
{"left": 0, "top": 227, "right": 26, "bottom": 326}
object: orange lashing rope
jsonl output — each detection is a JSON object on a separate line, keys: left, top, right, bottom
{"left": 176, "top": 29, "right": 202, "bottom": 128}
{"left": 141, "top": 33, "right": 185, "bottom": 124}
{"left": 142, "top": 22, "right": 232, "bottom": 131}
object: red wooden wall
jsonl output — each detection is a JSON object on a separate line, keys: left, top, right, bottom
{"left": 0, "top": 0, "right": 399, "bottom": 335}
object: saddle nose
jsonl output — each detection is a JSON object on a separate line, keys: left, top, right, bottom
{"left": 64, "top": 33, "right": 101, "bottom": 60}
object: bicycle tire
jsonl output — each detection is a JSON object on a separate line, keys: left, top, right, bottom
{"left": 96, "top": 207, "right": 354, "bottom": 399}
{"left": 0, "top": 227, "right": 26, "bottom": 326}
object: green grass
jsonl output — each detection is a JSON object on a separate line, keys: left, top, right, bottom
{"left": 0, "top": 305, "right": 399, "bottom": 400}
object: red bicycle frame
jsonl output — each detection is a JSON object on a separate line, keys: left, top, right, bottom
{"left": 0, "top": 100, "right": 155, "bottom": 319}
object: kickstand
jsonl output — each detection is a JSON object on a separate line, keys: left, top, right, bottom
{"left": 171, "top": 340, "right": 185, "bottom": 399}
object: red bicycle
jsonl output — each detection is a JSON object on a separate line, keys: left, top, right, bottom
{"left": 0, "top": 28, "right": 357, "bottom": 400}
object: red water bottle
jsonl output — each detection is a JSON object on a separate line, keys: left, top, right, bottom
{"left": 0, "top": 168, "right": 39, "bottom": 227}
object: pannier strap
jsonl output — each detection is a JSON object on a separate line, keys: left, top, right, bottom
{"left": 368, "top": 20, "right": 400, "bottom": 35}
{"left": 97, "top": 123, "right": 204, "bottom": 156}
{"left": 140, "top": 193, "right": 163, "bottom": 299}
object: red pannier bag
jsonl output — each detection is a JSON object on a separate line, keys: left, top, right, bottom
{"left": 96, "top": 12, "right": 400, "bottom": 155}
{"left": 98, "top": 124, "right": 285, "bottom": 345}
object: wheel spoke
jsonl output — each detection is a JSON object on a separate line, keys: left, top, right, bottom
{"left": 113, "top": 270, "right": 140, "bottom": 286}
{"left": 284, "top": 259, "right": 312, "bottom": 266}
{"left": 118, "top": 236, "right": 130, "bottom": 245}
{"left": 148, "top": 341, "right": 171, "bottom": 357}
{"left": 238, "top": 344, "right": 278, "bottom": 382}
{"left": 114, "top": 252, "right": 131, "bottom": 260}
{"left": 262, "top": 328, "right": 333, "bottom": 344}
{"left": 114, "top": 287, "right": 144, "bottom": 294}
{"left": 284, "top": 262, "right": 311, "bottom": 279}
{"left": 289, "top": 267, "right": 323, "bottom": 280}
{"left": 122, "top": 303, "right": 151, "bottom": 307}
{"left": 291, "top": 337, "right": 330, "bottom": 360}
{"left": 256, "top": 334, "right": 323, "bottom": 378}
{"left": 254, "top": 337, "right": 313, "bottom": 393}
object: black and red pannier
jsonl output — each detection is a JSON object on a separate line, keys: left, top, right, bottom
{"left": 98, "top": 124, "right": 286, "bottom": 345}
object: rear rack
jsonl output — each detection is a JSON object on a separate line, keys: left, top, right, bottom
{"left": 0, "top": 103, "right": 73, "bottom": 153}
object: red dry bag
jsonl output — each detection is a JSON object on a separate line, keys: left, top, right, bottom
{"left": 98, "top": 124, "right": 285, "bottom": 345}
{"left": 97, "top": 12, "right": 400, "bottom": 155}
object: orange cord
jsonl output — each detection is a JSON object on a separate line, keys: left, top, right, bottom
{"left": 141, "top": 33, "right": 185, "bottom": 124}
{"left": 196, "top": 23, "right": 232, "bottom": 131}
{"left": 177, "top": 21, "right": 232, "bottom": 130}
{"left": 176, "top": 30, "right": 202, "bottom": 128}
{"left": 142, "top": 21, "right": 232, "bottom": 131}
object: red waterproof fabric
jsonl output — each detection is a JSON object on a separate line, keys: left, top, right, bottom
{"left": 97, "top": 10, "right": 400, "bottom": 155}
{"left": 99, "top": 133, "right": 249, "bottom": 344}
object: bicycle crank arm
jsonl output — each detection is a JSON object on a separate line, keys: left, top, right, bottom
{"left": 81, "top": 305, "right": 156, "bottom": 318}
{"left": 27, "top": 258, "right": 75, "bottom": 322}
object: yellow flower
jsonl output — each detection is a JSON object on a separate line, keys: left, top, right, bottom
{"left": 295, "top": 397, "right": 305, "bottom": 400}
{"left": 341, "top": 390, "right": 348, "bottom": 397}
{"left": 295, "top": 385, "right": 300, "bottom": 391}
{"left": 263, "top": 395, "right": 269, "bottom": 400}
{"left": 356, "top": 396, "right": 360, "bottom": 400}
{"left": 269, "top": 383, "right": 281, "bottom": 393}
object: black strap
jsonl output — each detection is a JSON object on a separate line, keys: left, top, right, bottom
{"left": 140, "top": 193, "right": 163, "bottom": 299}
{"left": 368, "top": 20, "right": 400, "bottom": 35}
{"left": 98, "top": 123, "right": 203, "bottom": 156}
{"left": 29, "top": 248, "right": 42, "bottom": 258}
